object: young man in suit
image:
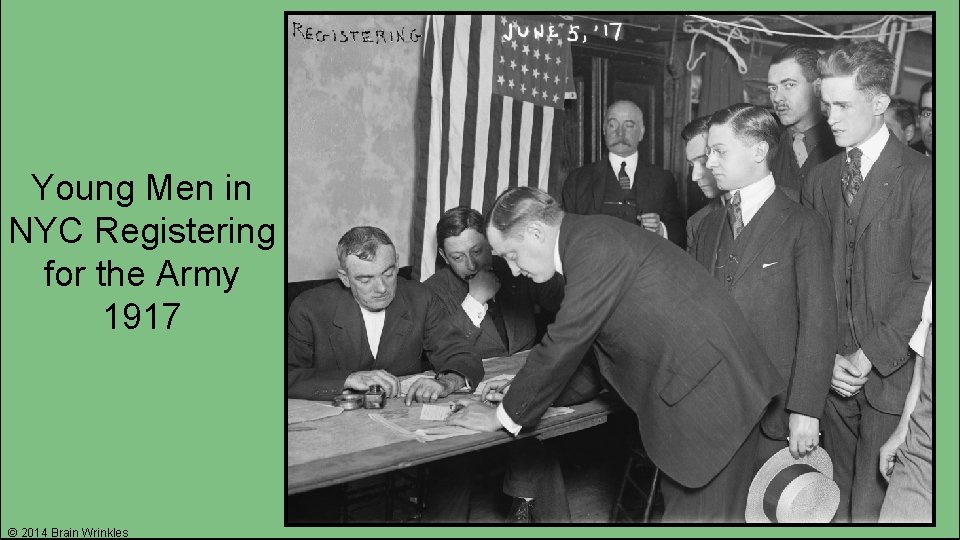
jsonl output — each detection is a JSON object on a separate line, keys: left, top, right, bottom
{"left": 767, "top": 44, "right": 842, "bottom": 195}
{"left": 803, "top": 40, "right": 932, "bottom": 522}
{"left": 561, "top": 100, "right": 684, "bottom": 246}
{"left": 682, "top": 115, "right": 724, "bottom": 252}
{"left": 286, "top": 226, "right": 482, "bottom": 401}
{"left": 422, "top": 207, "right": 601, "bottom": 523}
{"left": 449, "top": 187, "right": 785, "bottom": 522}
{"left": 910, "top": 80, "right": 933, "bottom": 156}
{"left": 690, "top": 103, "right": 836, "bottom": 466}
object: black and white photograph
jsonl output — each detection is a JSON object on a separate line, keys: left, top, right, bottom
{"left": 285, "top": 13, "right": 934, "bottom": 525}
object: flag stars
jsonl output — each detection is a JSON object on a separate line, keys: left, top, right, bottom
{"left": 532, "top": 86, "right": 539, "bottom": 97}
{"left": 533, "top": 49, "right": 540, "bottom": 59}
{"left": 542, "top": 71, "right": 549, "bottom": 82}
{"left": 497, "top": 74, "right": 505, "bottom": 85}
{"left": 499, "top": 55, "right": 505, "bottom": 64}
{"left": 508, "top": 79, "right": 515, "bottom": 88}
{"left": 511, "top": 40, "right": 518, "bottom": 51}
{"left": 544, "top": 52, "right": 551, "bottom": 62}
{"left": 521, "top": 64, "right": 529, "bottom": 75}
{"left": 522, "top": 44, "right": 530, "bottom": 55}
{"left": 533, "top": 68, "right": 539, "bottom": 78}
{"left": 510, "top": 60, "right": 516, "bottom": 70}
{"left": 500, "top": 16, "right": 507, "bottom": 25}
{"left": 554, "top": 75, "right": 560, "bottom": 84}
{"left": 520, "top": 83, "right": 526, "bottom": 94}
{"left": 553, "top": 94, "right": 560, "bottom": 103}
{"left": 556, "top": 57, "right": 562, "bottom": 65}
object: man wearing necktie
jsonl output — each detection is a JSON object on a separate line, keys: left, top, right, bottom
{"left": 767, "top": 44, "right": 842, "bottom": 196}
{"left": 561, "top": 100, "right": 684, "bottom": 246}
{"left": 802, "top": 41, "right": 932, "bottom": 523}
{"left": 422, "top": 206, "right": 602, "bottom": 523}
{"left": 690, "top": 103, "right": 837, "bottom": 472}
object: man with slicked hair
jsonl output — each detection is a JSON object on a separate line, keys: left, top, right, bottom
{"left": 767, "top": 44, "right": 841, "bottom": 194}
{"left": 561, "top": 99, "right": 684, "bottom": 246}
{"left": 804, "top": 40, "right": 932, "bottom": 522}
{"left": 449, "top": 187, "right": 784, "bottom": 522}
{"left": 692, "top": 103, "right": 836, "bottom": 468}
{"left": 910, "top": 80, "right": 933, "bottom": 156}
{"left": 286, "top": 226, "right": 483, "bottom": 401}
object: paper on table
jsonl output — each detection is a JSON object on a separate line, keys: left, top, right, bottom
{"left": 287, "top": 399, "right": 343, "bottom": 424}
{"left": 419, "top": 403, "right": 454, "bottom": 421}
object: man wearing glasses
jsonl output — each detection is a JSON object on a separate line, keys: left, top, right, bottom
{"left": 561, "top": 100, "right": 684, "bottom": 246}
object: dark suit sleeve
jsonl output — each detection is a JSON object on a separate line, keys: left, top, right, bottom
{"left": 656, "top": 172, "right": 684, "bottom": 246}
{"left": 861, "top": 165, "right": 933, "bottom": 375}
{"left": 286, "top": 296, "right": 351, "bottom": 399}
{"left": 784, "top": 211, "right": 837, "bottom": 418}
{"left": 502, "top": 229, "right": 629, "bottom": 428}
{"left": 560, "top": 168, "right": 581, "bottom": 213}
{"left": 529, "top": 272, "right": 565, "bottom": 313}
{"left": 424, "top": 277, "right": 486, "bottom": 349}
{"left": 422, "top": 291, "right": 484, "bottom": 389}
{"left": 686, "top": 216, "right": 697, "bottom": 256}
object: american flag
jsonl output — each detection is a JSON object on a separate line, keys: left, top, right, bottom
{"left": 411, "top": 15, "right": 574, "bottom": 281}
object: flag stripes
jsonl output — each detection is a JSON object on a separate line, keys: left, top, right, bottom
{"left": 412, "top": 15, "right": 567, "bottom": 281}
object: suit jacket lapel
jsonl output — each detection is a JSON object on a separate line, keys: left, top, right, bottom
{"left": 593, "top": 160, "right": 612, "bottom": 212}
{"left": 633, "top": 162, "right": 648, "bottom": 212}
{"left": 732, "top": 190, "right": 791, "bottom": 286}
{"left": 375, "top": 287, "right": 412, "bottom": 369}
{"left": 332, "top": 289, "right": 372, "bottom": 371}
{"left": 856, "top": 137, "right": 903, "bottom": 243}
{"left": 702, "top": 203, "right": 726, "bottom": 274}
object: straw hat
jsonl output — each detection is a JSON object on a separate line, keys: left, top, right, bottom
{"left": 745, "top": 447, "right": 840, "bottom": 523}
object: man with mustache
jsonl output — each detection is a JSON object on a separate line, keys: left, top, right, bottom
{"left": 287, "top": 226, "right": 482, "bottom": 403}
{"left": 561, "top": 100, "right": 684, "bottom": 246}
{"left": 909, "top": 81, "right": 933, "bottom": 157}
{"left": 767, "top": 44, "right": 841, "bottom": 195}
{"left": 802, "top": 41, "right": 932, "bottom": 522}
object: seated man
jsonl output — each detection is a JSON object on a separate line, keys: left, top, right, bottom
{"left": 422, "top": 207, "right": 601, "bottom": 523}
{"left": 286, "top": 225, "right": 482, "bottom": 402}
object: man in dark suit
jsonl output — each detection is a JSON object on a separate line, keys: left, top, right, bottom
{"left": 681, "top": 115, "right": 725, "bottom": 252}
{"left": 767, "top": 44, "right": 842, "bottom": 195}
{"left": 909, "top": 80, "right": 933, "bottom": 157}
{"left": 450, "top": 187, "right": 784, "bottom": 522}
{"left": 561, "top": 100, "right": 683, "bottom": 246}
{"left": 286, "top": 226, "right": 482, "bottom": 401}
{"left": 422, "top": 206, "right": 600, "bottom": 523}
{"left": 690, "top": 103, "right": 836, "bottom": 465}
{"left": 803, "top": 41, "right": 932, "bottom": 522}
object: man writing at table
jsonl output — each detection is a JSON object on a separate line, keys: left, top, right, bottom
{"left": 450, "top": 187, "right": 784, "bottom": 522}
{"left": 422, "top": 206, "right": 601, "bottom": 523}
{"left": 286, "top": 226, "right": 482, "bottom": 402}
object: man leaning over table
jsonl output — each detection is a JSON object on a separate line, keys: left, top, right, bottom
{"left": 421, "top": 206, "right": 602, "bottom": 523}
{"left": 286, "top": 225, "right": 483, "bottom": 403}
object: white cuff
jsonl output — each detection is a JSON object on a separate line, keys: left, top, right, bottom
{"left": 461, "top": 294, "right": 487, "bottom": 328}
{"left": 496, "top": 403, "right": 523, "bottom": 436}
{"left": 657, "top": 221, "right": 668, "bottom": 239}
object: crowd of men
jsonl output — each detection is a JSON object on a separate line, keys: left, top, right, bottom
{"left": 287, "top": 39, "right": 933, "bottom": 524}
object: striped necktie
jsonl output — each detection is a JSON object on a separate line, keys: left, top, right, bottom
{"left": 725, "top": 191, "right": 744, "bottom": 239}
{"left": 618, "top": 161, "right": 631, "bottom": 190}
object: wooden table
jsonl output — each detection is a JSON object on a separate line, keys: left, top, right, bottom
{"left": 286, "top": 352, "right": 622, "bottom": 495}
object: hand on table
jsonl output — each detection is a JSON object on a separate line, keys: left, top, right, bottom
{"left": 481, "top": 380, "right": 512, "bottom": 403}
{"left": 344, "top": 370, "right": 399, "bottom": 397}
{"left": 447, "top": 401, "right": 502, "bottom": 432}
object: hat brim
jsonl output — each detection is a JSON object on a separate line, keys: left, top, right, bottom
{"left": 745, "top": 446, "right": 835, "bottom": 523}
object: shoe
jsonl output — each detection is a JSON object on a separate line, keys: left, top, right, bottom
{"left": 505, "top": 498, "right": 535, "bottom": 524}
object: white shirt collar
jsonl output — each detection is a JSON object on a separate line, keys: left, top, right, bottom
{"left": 848, "top": 126, "right": 889, "bottom": 180}
{"left": 607, "top": 151, "right": 639, "bottom": 187}
{"left": 728, "top": 173, "right": 776, "bottom": 227}
{"left": 358, "top": 304, "right": 386, "bottom": 358}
